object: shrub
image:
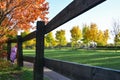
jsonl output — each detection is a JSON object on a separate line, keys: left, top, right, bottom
{"left": 0, "top": 59, "right": 11, "bottom": 71}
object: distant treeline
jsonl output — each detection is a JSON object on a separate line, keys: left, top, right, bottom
{"left": 96, "top": 46, "right": 120, "bottom": 50}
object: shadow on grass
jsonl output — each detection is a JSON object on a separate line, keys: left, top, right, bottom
{"left": 0, "top": 67, "right": 49, "bottom": 80}
{"left": 23, "top": 48, "right": 120, "bottom": 70}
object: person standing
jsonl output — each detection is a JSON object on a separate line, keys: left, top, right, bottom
{"left": 10, "top": 45, "right": 17, "bottom": 64}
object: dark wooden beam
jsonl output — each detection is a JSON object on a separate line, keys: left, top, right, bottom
{"left": 45, "top": 0, "right": 106, "bottom": 34}
{"left": 45, "top": 58, "right": 120, "bottom": 80}
{"left": 7, "top": 31, "right": 36, "bottom": 43}
{"left": 22, "top": 31, "right": 36, "bottom": 42}
{"left": 7, "top": 39, "right": 17, "bottom": 43}
{"left": 17, "top": 35, "right": 23, "bottom": 67}
{"left": 34, "top": 21, "right": 45, "bottom": 80}
{"left": 23, "top": 56, "right": 120, "bottom": 80}
{"left": 7, "top": 42, "right": 11, "bottom": 60}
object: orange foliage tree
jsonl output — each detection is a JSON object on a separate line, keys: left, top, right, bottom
{"left": 0, "top": 0, "right": 49, "bottom": 44}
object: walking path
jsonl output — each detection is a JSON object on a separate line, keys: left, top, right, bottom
{"left": 24, "top": 62, "right": 71, "bottom": 80}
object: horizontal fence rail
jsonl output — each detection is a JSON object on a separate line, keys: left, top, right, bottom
{"left": 7, "top": 31, "right": 36, "bottom": 43}
{"left": 7, "top": 0, "right": 106, "bottom": 43}
{"left": 23, "top": 56, "right": 34, "bottom": 63}
{"left": 23, "top": 56, "right": 120, "bottom": 80}
{"left": 7, "top": 39, "right": 17, "bottom": 43}
{"left": 7, "top": 0, "right": 107, "bottom": 80}
{"left": 45, "top": 0, "right": 106, "bottom": 34}
{"left": 22, "top": 31, "right": 36, "bottom": 42}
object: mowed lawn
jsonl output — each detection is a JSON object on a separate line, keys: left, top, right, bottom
{"left": 23, "top": 48, "right": 120, "bottom": 70}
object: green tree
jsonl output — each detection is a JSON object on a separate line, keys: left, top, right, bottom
{"left": 114, "top": 32, "right": 120, "bottom": 46}
{"left": 82, "top": 25, "right": 90, "bottom": 46}
{"left": 21, "top": 30, "right": 30, "bottom": 37}
{"left": 70, "top": 26, "right": 82, "bottom": 48}
{"left": 44, "top": 37, "right": 49, "bottom": 48}
{"left": 55, "top": 30, "right": 67, "bottom": 48}
{"left": 96, "top": 30, "right": 104, "bottom": 46}
{"left": 21, "top": 31, "right": 36, "bottom": 49}
{"left": 103, "top": 29, "right": 109, "bottom": 45}
{"left": 23, "top": 39, "right": 36, "bottom": 49}
{"left": 82, "top": 23, "right": 109, "bottom": 47}
{"left": 45, "top": 32, "right": 56, "bottom": 48}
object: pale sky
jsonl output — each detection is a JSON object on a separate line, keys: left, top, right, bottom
{"left": 47, "top": 0, "right": 120, "bottom": 43}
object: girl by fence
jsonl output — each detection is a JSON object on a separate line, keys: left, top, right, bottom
{"left": 10, "top": 45, "right": 17, "bottom": 64}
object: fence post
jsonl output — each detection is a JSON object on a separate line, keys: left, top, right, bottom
{"left": 17, "top": 35, "right": 23, "bottom": 67}
{"left": 7, "top": 42, "right": 11, "bottom": 60}
{"left": 34, "top": 21, "right": 45, "bottom": 80}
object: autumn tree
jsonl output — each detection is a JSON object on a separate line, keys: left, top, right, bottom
{"left": 89, "top": 23, "right": 98, "bottom": 43}
{"left": 45, "top": 32, "right": 57, "bottom": 48}
{"left": 82, "top": 24, "right": 109, "bottom": 46}
{"left": 70, "top": 26, "right": 82, "bottom": 49}
{"left": 96, "top": 30, "right": 103, "bottom": 46}
{"left": 0, "top": 0, "right": 49, "bottom": 43}
{"left": 44, "top": 37, "right": 49, "bottom": 47}
{"left": 82, "top": 25, "right": 90, "bottom": 47}
{"left": 55, "top": 30, "right": 67, "bottom": 49}
{"left": 0, "top": 27, "right": 17, "bottom": 43}
{"left": 23, "top": 39, "right": 36, "bottom": 49}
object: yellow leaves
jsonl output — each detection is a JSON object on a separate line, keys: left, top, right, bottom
{"left": 89, "top": 23, "right": 98, "bottom": 42}
{"left": 55, "top": 30, "right": 67, "bottom": 46}
{"left": 82, "top": 23, "right": 109, "bottom": 46}
{"left": 45, "top": 32, "right": 56, "bottom": 47}
{"left": 70, "top": 26, "right": 82, "bottom": 41}
{"left": 9, "top": 30, "right": 17, "bottom": 36}
{"left": 0, "top": 36, "right": 8, "bottom": 44}
{"left": 56, "top": 30, "right": 65, "bottom": 40}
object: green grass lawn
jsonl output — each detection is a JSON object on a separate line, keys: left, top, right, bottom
{"left": 0, "top": 59, "right": 49, "bottom": 80}
{"left": 23, "top": 48, "right": 120, "bottom": 70}
{"left": 0, "top": 66, "right": 49, "bottom": 80}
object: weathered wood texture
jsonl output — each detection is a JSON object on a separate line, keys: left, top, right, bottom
{"left": 17, "top": 36, "right": 23, "bottom": 67}
{"left": 7, "top": 31, "right": 36, "bottom": 43}
{"left": 45, "top": 58, "right": 120, "bottom": 80}
{"left": 7, "top": 39, "right": 17, "bottom": 43}
{"left": 45, "top": 0, "right": 106, "bottom": 34}
{"left": 23, "top": 56, "right": 120, "bottom": 80}
{"left": 7, "top": 0, "right": 108, "bottom": 80}
{"left": 34, "top": 21, "right": 45, "bottom": 80}
{"left": 7, "top": 42, "right": 11, "bottom": 60}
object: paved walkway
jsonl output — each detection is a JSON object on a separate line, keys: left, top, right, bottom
{"left": 24, "top": 62, "right": 71, "bottom": 80}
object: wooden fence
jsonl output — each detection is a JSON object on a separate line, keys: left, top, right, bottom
{"left": 23, "top": 56, "right": 120, "bottom": 80}
{"left": 6, "top": 0, "right": 120, "bottom": 80}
